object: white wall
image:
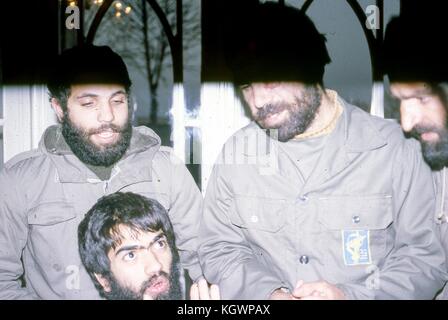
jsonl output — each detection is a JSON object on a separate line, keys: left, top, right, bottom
{"left": 1, "top": 85, "right": 56, "bottom": 164}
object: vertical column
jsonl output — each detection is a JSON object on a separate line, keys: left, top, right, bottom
{"left": 199, "top": 82, "right": 250, "bottom": 193}
{"left": 3, "top": 85, "right": 56, "bottom": 163}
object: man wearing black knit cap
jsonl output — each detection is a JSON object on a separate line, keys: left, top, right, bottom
{"left": 0, "top": 45, "right": 204, "bottom": 299}
{"left": 198, "top": 2, "right": 446, "bottom": 300}
{"left": 384, "top": 11, "right": 448, "bottom": 299}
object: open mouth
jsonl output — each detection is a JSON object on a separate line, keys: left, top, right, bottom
{"left": 420, "top": 132, "right": 440, "bottom": 142}
{"left": 260, "top": 110, "right": 288, "bottom": 126}
{"left": 143, "top": 276, "right": 170, "bottom": 299}
{"left": 92, "top": 129, "right": 119, "bottom": 143}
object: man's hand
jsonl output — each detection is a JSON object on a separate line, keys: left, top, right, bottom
{"left": 269, "top": 288, "right": 297, "bottom": 300}
{"left": 292, "top": 280, "right": 346, "bottom": 300}
{"left": 190, "top": 278, "right": 221, "bottom": 300}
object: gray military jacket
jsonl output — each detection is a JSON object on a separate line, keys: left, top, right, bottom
{"left": 0, "top": 125, "right": 203, "bottom": 299}
{"left": 199, "top": 97, "right": 447, "bottom": 300}
{"left": 433, "top": 168, "right": 448, "bottom": 299}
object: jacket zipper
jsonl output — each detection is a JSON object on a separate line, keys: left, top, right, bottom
{"left": 103, "top": 180, "right": 109, "bottom": 195}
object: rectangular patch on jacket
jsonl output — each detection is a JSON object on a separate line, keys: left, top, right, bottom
{"left": 342, "top": 230, "right": 371, "bottom": 266}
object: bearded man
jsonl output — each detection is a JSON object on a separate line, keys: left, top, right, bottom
{"left": 198, "top": 2, "right": 446, "bottom": 300}
{"left": 384, "top": 12, "right": 448, "bottom": 299}
{"left": 78, "top": 192, "right": 219, "bottom": 300}
{"left": 0, "top": 45, "right": 203, "bottom": 299}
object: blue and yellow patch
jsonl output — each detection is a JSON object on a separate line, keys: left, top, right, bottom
{"left": 342, "top": 230, "right": 372, "bottom": 266}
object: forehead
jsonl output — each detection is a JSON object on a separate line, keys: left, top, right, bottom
{"left": 252, "top": 81, "right": 304, "bottom": 87}
{"left": 390, "top": 82, "right": 433, "bottom": 98}
{"left": 69, "top": 83, "right": 126, "bottom": 97}
{"left": 111, "top": 225, "right": 163, "bottom": 250}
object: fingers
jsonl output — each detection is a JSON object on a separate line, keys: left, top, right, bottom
{"left": 300, "top": 295, "right": 329, "bottom": 300}
{"left": 209, "top": 284, "right": 221, "bottom": 300}
{"left": 190, "top": 282, "right": 200, "bottom": 300}
{"left": 190, "top": 278, "right": 221, "bottom": 300}
{"left": 197, "top": 278, "right": 211, "bottom": 300}
{"left": 293, "top": 281, "right": 328, "bottom": 299}
{"left": 293, "top": 281, "right": 345, "bottom": 300}
{"left": 295, "top": 279, "right": 304, "bottom": 289}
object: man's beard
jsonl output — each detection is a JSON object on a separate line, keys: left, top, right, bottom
{"left": 103, "top": 260, "right": 183, "bottom": 300}
{"left": 61, "top": 112, "right": 132, "bottom": 167}
{"left": 254, "top": 85, "right": 322, "bottom": 142}
{"left": 410, "top": 124, "right": 448, "bottom": 170}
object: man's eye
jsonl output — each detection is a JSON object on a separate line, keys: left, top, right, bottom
{"left": 123, "top": 251, "right": 136, "bottom": 261}
{"left": 81, "top": 102, "right": 94, "bottom": 107}
{"left": 112, "top": 100, "right": 125, "bottom": 105}
{"left": 154, "top": 239, "right": 167, "bottom": 249}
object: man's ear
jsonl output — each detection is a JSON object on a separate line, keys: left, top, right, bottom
{"left": 94, "top": 273, "right": 112, "bottom": 293}
{"left": 50, "top": 98, "right": 64, "bottom": 122}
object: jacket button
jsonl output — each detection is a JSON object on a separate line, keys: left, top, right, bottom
{"left": 49, "top": 147, "right": 57, "bottom": 153}
{"left": 251, "top": 215, "right": 259, "bottom": 223}
{"left": 298, "top": 195, "right": 309, "bottom": 203}
{"left": 352, "top": 215, "right": 361, "bottom": 224}
{"left": 299, "top": 255, "right": 309, "bottom": 264}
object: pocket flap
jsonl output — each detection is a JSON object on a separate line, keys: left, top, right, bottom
{"left": 28, "top": 201, "right": 77, "bottom": 225}
{"left": 318, "top": 195, "right": 393, "bottom": 230}
{"left": 232, "top": 196, "right": 288, "bottom": 232}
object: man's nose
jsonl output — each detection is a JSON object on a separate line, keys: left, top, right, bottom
{"left": 250, "top": 83, "right": 278, "bottom": 109}
{"left": 97, "top": 103, "right": 114, "bottom": 123}
{"left": 143, "top": 251, "right": 163, "bottom": 275}
{"left": 400, "top": 101, "right": 422, "bottom": 132}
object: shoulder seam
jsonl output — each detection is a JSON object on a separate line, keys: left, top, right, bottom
{"left": 4, "top": 150, "right": 43, "bottom": 169}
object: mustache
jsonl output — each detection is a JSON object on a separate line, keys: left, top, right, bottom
{"left": 256, "top": 103, "right": 289, "bottom": 121}
{"left": 139, "top": 271, "right": 170, "bottom": 296}
{"left": 409, "top": 124, "right": 444, "bottom": 140}
{"left": 87, "top": 123, "right": 124, "bottom": 135}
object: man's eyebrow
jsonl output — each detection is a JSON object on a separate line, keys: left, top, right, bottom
{"left": 114, "top": 232, "right": 166, "bottom": 257}
{"left": 75, "top": 90, "right": 127, "bottom": 100}
{"left": 110, "top": 90, "right": 127, "bottom": 98}
{"left": 396, "top": 89, "right": 432, "bottom": 100}
{"left": 149, "top": 233, "right": 166, "bottom": 247}
{"left": 413, "top": 88, "right": 433, "bottom": 96}
{"left": 76, "top": 93, "right": 98, "bottom": 99}
{"left": 409, "top": 87, "right": 434, "bottom": 97}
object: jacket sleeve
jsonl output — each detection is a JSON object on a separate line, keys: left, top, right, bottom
{"left": 198, "top": 162, "right": 287, "bottom": 299}
{"left": 340, "top": 139, "right": 447, "bottom": 300}
{"left": 167, "top": 153, "right": 204, "bottom": 282}
{"left": 0, "top": 167, "right": 39, "bottom": 299}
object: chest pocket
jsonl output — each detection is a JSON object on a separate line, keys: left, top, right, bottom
{"left": 135, "top": 192, "right": 170, "bottom": 211}
{"left": 317, "top": 194, "right": 393, "bottom": 279}
{"left": 318, "top": 195, "right": 393, "bottom": 231}
{"left": 26, "top": 201, "right": 79, "bottom": 283}
{"left": 28, "top": 201, "right": 77, "bottom": 225}
{"left": 231, "top": 195, "right": 288, "bottom": 233}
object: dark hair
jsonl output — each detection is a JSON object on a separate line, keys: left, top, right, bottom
{"left": 78, "top": 192, "right": 177, "bottom": 297}
{"left": 48, "top": 45, "right": 132, "bottom": 110}
{"left": 383, "top": 15, "right": 448, "bottom": 83}
{"left": 224, "top": 2, "right": 331, "bottom": 86}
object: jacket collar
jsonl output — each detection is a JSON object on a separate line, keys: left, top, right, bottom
{"left": 303, "top": 95, "right": 388, "bottom": 190}
{"left": 39, "top": 125, "right": 160, "bottom": 183}
{"left": 341, "top": 98, "right": 388, "bottom": 152}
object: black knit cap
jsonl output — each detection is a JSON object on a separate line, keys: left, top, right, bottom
{"left": 384, "top": 15, "right": 448, "bottom": 83}
{"left": 47, "top": 45, "right": 132, "bottom": 94}
{"left": 224, "top": 2, "right": 331, "bottom": 85}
